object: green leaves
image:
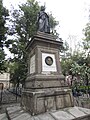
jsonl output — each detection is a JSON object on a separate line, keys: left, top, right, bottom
{"left": 49, "top": 13, "right": 59, "bottom": 34}
{"left": 7, "top": 0, "right": 38, "bottom": 85}
{"left": 0, "top": 0, "right": 9, "bottom": 72}
{"left": 61, "top": 47, "right": 90, "bottom": 85}
{"left": 83, "top": 23, "right": 90, "bottom": 50}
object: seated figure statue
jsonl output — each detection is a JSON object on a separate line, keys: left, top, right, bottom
{"left": 37, "top": 6, "right": 50, "bottom": 33}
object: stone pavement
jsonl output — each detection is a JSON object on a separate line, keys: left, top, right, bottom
{"left": 1, "top": 90, "right": 20, "bottom": 104}
{"left": 4, "top": 105, "right": 90, "bottom": 120}
{"left": 0, "top": 113, "right": 8, "bottom": 120}
{"left": 0, "top": 103, "right": 20, "bottom": 114}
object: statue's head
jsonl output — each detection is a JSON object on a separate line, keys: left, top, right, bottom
{"left": 40, "top": 6, "right": 45, "bottom": 11}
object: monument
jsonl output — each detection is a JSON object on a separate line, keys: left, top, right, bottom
{"left": 6, "top": 6, "right": 90, "bottom": 120}
{"left": 21, "top": 31, "right": 74, "bottom": 115}
{"left": 21, "top": 6, "right": 74, "bottom": 115}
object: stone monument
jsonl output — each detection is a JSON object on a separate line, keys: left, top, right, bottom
{"left": 21, "top": 31, "right": 74, "bottom": 115}
{"left": 21, "top": 6, "right": 74, "bottom": 115}
{"left": 5, "top": 6, "right": 90, "bottom": 120}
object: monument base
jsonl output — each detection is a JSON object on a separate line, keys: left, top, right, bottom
{"left": 21, "top": 88, "right": 74, "bottom": 115}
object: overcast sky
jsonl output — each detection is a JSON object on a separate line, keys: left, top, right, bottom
{"left": 3, "top": 0, "right": 90, "bottom": 55}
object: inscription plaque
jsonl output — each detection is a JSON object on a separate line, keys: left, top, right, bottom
{"left": 30, "top": 55, "right": 35, "bottom": 74}
{"left": 42, "top": 53, "right": 57, "bottom": 72}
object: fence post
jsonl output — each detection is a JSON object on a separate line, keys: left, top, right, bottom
{"left": 0, "top": 83, "right": 3, "bottom": 103}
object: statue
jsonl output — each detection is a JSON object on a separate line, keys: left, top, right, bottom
{"left": 37, "top": 6, "right": 50, "bottom": 33}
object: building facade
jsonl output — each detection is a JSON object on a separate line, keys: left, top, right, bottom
{"left": 0, "top": 72, "right": 10, "bottom": 89}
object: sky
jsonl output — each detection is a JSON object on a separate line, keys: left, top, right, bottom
{"left": 3, "top": 0, "right": 90, "bottom": 55}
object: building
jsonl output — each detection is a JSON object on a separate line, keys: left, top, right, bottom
{"left": 0, "top": 72, "right": 10, "bottom": 89}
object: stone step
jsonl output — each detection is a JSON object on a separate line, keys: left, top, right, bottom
{"left": 0, "top": 113, "right": 8, "bottom": 120}
{"left": 6, "top": 106, "right": 90, "bottom": 120}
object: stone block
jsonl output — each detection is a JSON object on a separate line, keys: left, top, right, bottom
{"left": 56, "top": 96, "right": 65, "bottom": 109}
{"left": 21, "top": 88, "right": 73, "bottom": 115}
{"left": 9, "top": 110, "right": 24, "bottom": 119}
{"left": 78, "top": 107, "right": 90, "bottom": 114}
{"left": 25, "top": 74, "right": 65, "bottom": 89}
{"left": 50, "top": 110, "right": 75, "bottom": 120}
{"left": 0, "top": 113, "right": 8, "bottom": 120}
{"left": 37, "top": 113, "right": 55, "bottom": 120}
{"left": 12, "top": 113, "right": 31, "bottom": 120}
{"left": 7, "top": 106, "right": 21, "bottom": 114}
{"left": 67, "top": 106, "right": 86, "bottom": 118}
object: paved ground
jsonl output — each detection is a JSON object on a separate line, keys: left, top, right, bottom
{"left": 0, "top": 89, "right": 21, "bottom": 104}
{"left": 5, "top": 106, "right": 90, "bottom": 120}
{"left": 0, "top": 89, "right": 21, "bottom": 114}
{"left": 0, "top": 103, "right": 20, "bottom": 114}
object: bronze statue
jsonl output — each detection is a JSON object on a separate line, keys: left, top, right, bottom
{"left": 37, "top": 6, "right": 50, "bottom": 33}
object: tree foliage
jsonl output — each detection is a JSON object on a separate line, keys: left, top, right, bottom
{"left": 83, "top": 23, "right": 90, "bottom": 50}
{"left": 0, "top": 0, "right": 9, "bottom": 72}
{"left": 61, "top": 22, "right": 90, "bottom": 85}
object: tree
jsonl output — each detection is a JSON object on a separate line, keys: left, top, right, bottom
{"left": 81, "top": 22, "right": 90, "bottom": 85}
{"left": 8, "top": 0, "right": 39, "bottom": 85}
{"left": 0, "top": 0, "right": 9, "bottom": 72}
{"left": 83, "top": 23, "right": 90, "bottom": 51}
{"left": 49, "top": 13, "right": 59, "bottom": 36}
{"left": 61, "top": 41, "right": 90, "bottom": 86}
{"left": 8, "top": 0, "right": 59, "bottom": 86}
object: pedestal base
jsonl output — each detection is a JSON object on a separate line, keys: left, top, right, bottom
{"left": 21, "top": 88, "right": 74, "bottom": 115}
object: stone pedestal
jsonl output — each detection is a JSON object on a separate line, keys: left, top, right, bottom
{"left": 21, "top": 32, "right": 74, "bottom": 115}
{"left": 21, "top": 88, "right": 73, "bottom": 115}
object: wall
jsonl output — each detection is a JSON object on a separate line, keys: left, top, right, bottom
{"left": 0, "top": 73, "right": 10, "bottom": 89}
